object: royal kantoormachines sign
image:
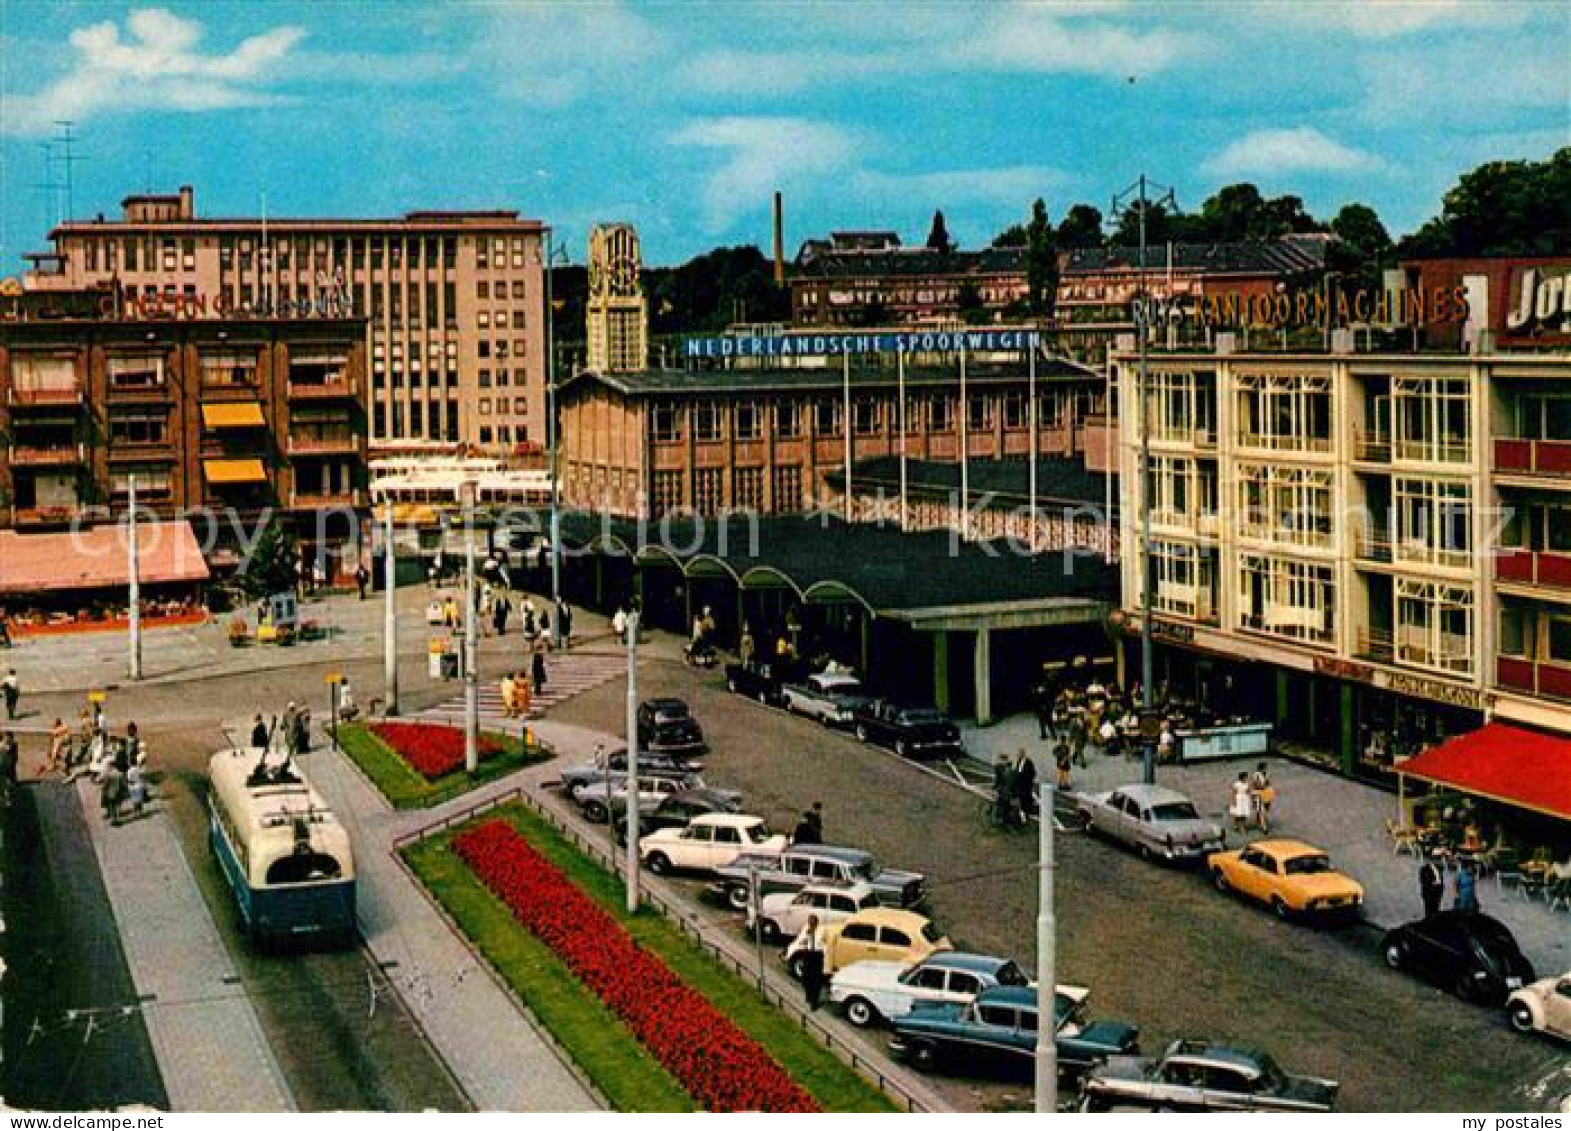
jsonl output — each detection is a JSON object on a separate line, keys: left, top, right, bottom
{"left": 1506, "top": 266, "right": 1571, "bottom": 336}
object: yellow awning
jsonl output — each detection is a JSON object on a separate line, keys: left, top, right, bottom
{"left": 392, "top": 503, "right": 441, "bottom": 527}
{"left": 205, "top": 458, "right": 268, "bottom": 485}
{"left": 202, "top": 402, "right": 266, "bottom": 430}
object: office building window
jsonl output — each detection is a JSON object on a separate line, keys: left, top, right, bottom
{"left": 107, "top": 354, "right": 164, "bottom": 389}
{"left": 1151, "top": 540, "right": 1216, "bottom": 622}
{"left": 772, "top": 466, "right": 803, "bottom": 513}
{"left": 694, "top": 467, "right": 724, "bottom": 515}
{"left": 1003, "top": 391, "right": 1027, "bottom": 430}
{"left": 1395, "top": 578, "right": 1474, "bottom": 676}
{"left": 478, "top": 281, "right": 489, "bottom": 299}
{"left": 928, "top": 394, "right": 953, "bottom": 432}
{"left": 775, "top": 401, "right": 802, "bottom": 438}
{"left": 1394, "top": 477, "right": 1471, "bottom": 568}
{"left": 1394, "top": 376, "right": 1470, "bottom": 464}
{"left": 513, "top": 396, "right": 528, "bottom": 415}
{"left": 512, "top": 281, "right": 527, "bottom": 300}
{"left": 478, "top": 341, "right": 491, "bottom": 358}
{"left": 1234, "top": 371, "right": 1330, "bottom": 453}
{"left": 479, "top": 398, "right": 492, "bottom": 415}
{"left": 853, "top": 398, "right": 881, "bottom": 435}
{"left": 733, "top": 466, "right": 764, "bottom": 512}
{"left": 694, "top": 401, "right": 722, "bottom": 442}
{"left": 1235, "top": 463, "right": 1333, "bottom": 548}
{"left": 735, "top": 402, "right": 761, "bottom": 440}
{"left": 1236, "top": 553, "right": 1334, "bottom": 646}
{"left": 813, "top": 398, "right": 842, "bottom": 436}
{"left": 199, "top": 350, "right": 258, "bottom": 387}
{"left": 109, "top": 413, "right": 167, "bottom": 446}
{"left": 652, "top": 470, "right": 684, "bottom": 517}
{"left": 479, "top": 369, "right": 492, "bottom": 388}
{"left": 651, "top": 403, "right": 681, "bottom": 443}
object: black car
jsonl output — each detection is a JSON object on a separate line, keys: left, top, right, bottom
{"left": 636, "top": 698, "right": 707, "bottom": 757}
{"left": 852, "top": 701, "right": 964, "bottom": 760}
{"left": 612, "top": 787, "right": 742, "bottom": 844}
{"left": 724, "top": 657, "right": 809, "bottom": 706}
{"left": 1382, "top": 910, "right": 1536, "bottom": 1006}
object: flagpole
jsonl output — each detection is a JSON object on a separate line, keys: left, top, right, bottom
{"left": 1028, "top": 342, "right": 1038, "bottom": 544}
{"left": 959, "top": 346, "right": 969, "bottom": 541}
{"left": 897, "top": 350, "right": 908, "bottom": 530}
{"left": 842, "top": 352, "right": 852, "bottom": 520}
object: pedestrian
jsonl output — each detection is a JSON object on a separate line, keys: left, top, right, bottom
{"left": 118, "top": 722, "right": 141, "bottom": 774}
{"left": 539, "top": 611, "right": 553, "bottom": 647}
{"left": 251, "top": 714, "right": 268, "bottom": 751}
{"left": 501, "top": 673, "right": 517, "bottom": 718}
{"left": 337, "top": 681, "right": 358, "bottom": 722}
{"left": 1158, "top": 720, "right": 1178, "bottom": 765}
{"left": 283, "top": 702, "right": 300, "bottom": 756}
{"left": 355, "top": 563, "right": 369, "bottom": 601}
{"left": 558, "top": 600, "right": 573, "bottom": 650}
{"left": 523, "top": 602, "right": 538, "bottom": 640}
{"left": 792, "top": 809, "right": 820, "bottom": 845}
{"left": 101, "top": 758, "right": 126, "bottom": 824}
{"left": 807, "top": 801, "right": 823, "bottom": 840}
{"left": 0, "top": 729, "right": 18, "bottom": 803}
{"left": 612, "top": 605, "right": 628, "bottom": 641}
{"left": 1069, "top": 714, "right": 1087, "bottom": 769}
{"left": 1013, "top": 748, "right": 1037, "bottom": 818}
{"left": 531, "top": 643, "right": 548, "bottom": 696}
{"left": 794, "top": 915, "right": 827, "bottom": 1010}
{"left": 1054, "top": 742, "right": 1072, "bottom": 790}
{"left": 444, "top": 596, "right": 459, "bottom": 630}
{"left": 47, "top": 717, "right": 70, "bottom": 774}
{"left": 740, "top": 622, "right": 755, "bottom": 667}
{"left": 0, "top": 615, "right": 11, "bottom": 649}
{"left": 292, "top": 708, "right": 311, "bottom": 756}
{"left": 1229, "top": 772, "right": 1253, "bottom": 834}
{"left": 2, "top": 668, "right": 19, "bottom": 720}
{"left": 517, "top": 672, "right": 533, "bottom": 719}
{"left": 1419, "top": 851, "right": 1444, "bottom": 918}
{"left": 992, "top": 754, "right": 1017, "bottom": 827}
{"left": 494, "top": 593, "right": 511, "bottom": 637}
{"left": 1249, "top": 762, "right": 1275, "bottom": 832}
{"left": 1454, "top": 858, "right": 1480, "bottom": 913}
{"left": 1034, "top": 680, "right": 1053, "bottom": 740}
{"left": 126, "top": 760, "right": 147, "bottom": 817}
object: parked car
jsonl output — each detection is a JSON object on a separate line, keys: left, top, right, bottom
{"left": 638, "top": 813, "right": 788, "bottom": 876}
{"left": 829, "top": 951, "right": 1032, "bottom": 1027}
{"left": 1076, "top": 784, "right": 1226, "bottom": 863}
{"left": 725, "top": 656, "right": 809, "bottom": 705}
{"left": 852, "top": 701, "right": 964, "bottom": 760}
{"left": 637, "top": 698, "right": 707, "bottom": 757}
{"left": 1382, "top": 911, "right": 1535, "bottom": 1006}
{"left": 573, "top": 774, "right": 740, "bottom": 825}
{"left": 889, "top": 984, "right": 1139, "bottom": 1079}
{"left": 748, "top": 882, "right": 881, "bottom": 944}
{"left": 781, "top": 671, "right": 872, "bottom": 727}
{"left": 612, "top": 787, "right": 742, "bottom": 845}
{"left": 1208, "top": 839, "right": 1364, "bottom": 920}
{"left": 1079, "top": 1039, "right": 1339, "bottom": 1112}
{"left": 558, "top": 747, "right": 700, "bottom": 793}
{"left": 714, "top": 843, "right": 928, "bottom": 912}
{"left": 783, "top": 906, "right": 951, "bottom": 980}
{"left": 1509, "top": 970, "right": 1571, "bottom": 1039}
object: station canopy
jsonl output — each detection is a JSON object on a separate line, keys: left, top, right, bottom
{"left": 0, "top": 520, "right": 211, "bottom": 596}
{"left": 1398, "top": 722, "right": 1571, "bottom": 821}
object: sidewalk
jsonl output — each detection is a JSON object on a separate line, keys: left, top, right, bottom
{"left": 960, "top": 712, "right": 1571, "bottom": 978}
{"left": 73, "top": 780, "right": 294, "bottom": 1112}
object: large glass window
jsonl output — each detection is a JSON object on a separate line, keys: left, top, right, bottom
{"left": 693, "top": 401, "right": 722, "bottom": 442}
{"left": 1147, "top": 368, "right": 1217, "bottom": 444}
{"left": 650, "top": 403, "right": 681, "bottom": 443}
{"left": 1395, "top": 579, "right": 1474, "bottom": 676}
{"left": 1237, "top": 553, "right": 1334, "bottom": 646}
{"left": 1151, "top": 541, "right": 1216, "bottom": 621}
{"left": 1236, "top": 464, "right": 1333, "bottom": 548}
{"left": 1394, "top": 376, "right": 1470, "bottom": 463}
{"left": 1234, "top": 371, "right": 1330, "bottom": 453}
{"left": 1394, "top": 477, "right": 1471, "bottom": 568}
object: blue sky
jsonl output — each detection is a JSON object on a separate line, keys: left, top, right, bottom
{"left": 2, "top": 1, "right": 1567, "bottom": 271}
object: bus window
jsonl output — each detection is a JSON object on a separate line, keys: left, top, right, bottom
{"left": 266, "top": 852, "right": 343, "bottom": 885}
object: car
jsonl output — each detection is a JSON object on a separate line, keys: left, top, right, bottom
{"left": 558, "top": 747, "right": 701, "bottom": 793}
{"left": 1076, "top": 784, "right": 1227, "bottom": 863}
{"left": 611, "top": 788, "right": 742, "bottom": 845}
{"left": 725, "top": 656, "right": 809, "bottom": 706}
{"left": 851, "top": 701, "right": 964, "bottom": 760}
{"left": 637, "top": 698, "right": 707, "bottom": 757}
{"left": 781, "top": 671, "right": 872, "bottom": 727}
{"left": 1208, "top": 839, "right": 1364, "bottom": 920}
{"left": 1508, "top": 970, "right": 1571, "bottom": 1039}
{"left": 748, "top": 882, "right": 881, "bottom": 944}
{"left": 888, "top": 984, "right": 1140, "bottom": 1079}
{"left": 829, "top": 951, "right": 1033, "bottom": 1027}
{"left": 713, "top": 844, "right": 928, "bottom": 912}
{"left": 1383, "top": 911, "right": 1536, "bottom": 1007}
{"left": 638, "top": 813, "right": 788, "bottom": 876}
{"left": 572, "top": 774, "right": 740, "bottom": 825}
{"left": 1079, "top": 1039, "right": 1339, "bottom": 1112}
{"left": 782, "top": 906, "right": 951, "bottom": 980}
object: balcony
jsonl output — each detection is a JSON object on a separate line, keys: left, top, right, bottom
{"left": 9, "top": 443, "right": 84, "bottom": 467}
{"left": 1495, "top": 438, "right": 1571, "bottom": 481}
{"left": 287, "top": 433, "right": 360, "bottom": 456}
{"left": 1352, "top": 428, "right": 1392, "bottom": 463}
{"left": 1354, "top": 527, "right": 1393, "bottom": 564}
{"left": 107, "top": 380, "right": 173, "bottom": 402}
{"left": 1497, "top": 656, "right": 1571, "bottom": 702}
{"left": 290, "top": 488, "right": 364, "bottom": 509}
{"left": 1494, "top": 549, "right": 1571, "bottom": 592}
{"left": 8, "top": 385, "right": 83, "bottom": 409}
{"left": 287, "top": 374, "right": 358, "bottom": 400}
{"left": 1356, "top": 627, "right": 1395, "bottom": 662}
{"left": 108, "top": 443, "right": 178, "bottom": 463}
{"left": 12, "top": 505, "right": 78, "bottom": 526}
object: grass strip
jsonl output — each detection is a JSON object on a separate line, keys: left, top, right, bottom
{"left": 337, "top": 722, "right": 551, "bottom": 809}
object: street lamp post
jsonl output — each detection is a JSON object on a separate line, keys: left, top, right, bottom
{"left": 623, "top": 609, "right": 641, "bottom": 912}
{"left": 543, "top": 230, "right": 570, "bottom": 647}
{"left": 462, "top": 480, "right": 479, "bottom": 774}
{"left": 383, "top": 500, "right": 399, "bottom": 716}
{"left": 1034, "top": 751, "right": 1057, "bottom": 1113}
{"left": 127, "top": 474, "right": 142, "bottom": 682}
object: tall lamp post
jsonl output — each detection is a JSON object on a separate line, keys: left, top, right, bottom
{"left": 1033, "top": 749, "right": 1057, "bottom": 1112}
{"left": 1113, "top": 174, "right": 1177, "bottom": 787}
{"left": 623, "top": 609, "right": 641, "bottom": 912}
{"left": 462, "top": 479, "right": 480, "bottom": 774}
{"left": 127, "top": 474, "right": 142, "bottom": 681}
{"left": 543, "top": 230, "right": 571, "bottom": 647}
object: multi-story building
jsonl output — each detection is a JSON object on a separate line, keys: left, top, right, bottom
{"left": 1114, "top": 345, "right": 1571, "bottom": 780}
{"left": 0, "top": 285, "right": 369, "bottom": 576}
{"left": 22, "top": 185, "right": 544, "bottom": 454}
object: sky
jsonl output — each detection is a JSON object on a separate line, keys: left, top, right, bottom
{"left": 1, "top": 1, "right": 1567, "bottom": 272}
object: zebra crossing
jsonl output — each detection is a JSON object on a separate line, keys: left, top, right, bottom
{"left": 417, "top": 650, "right": 627, "bottom": 729}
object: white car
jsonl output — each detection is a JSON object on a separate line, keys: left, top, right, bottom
{"left": 782, "top": 672, "right": 871, "bottom": 726}
{"left": 747, "top": 882, "right": 880, "bottom": 943}
{"left": 639, "top": 813, "right": 787, "bottom": 876}
{"left": 1508, "top": 970, "right": 1571, "bottom": 1040}
{"left": 828, "top": 950, "right": 1086, "bottom": 1029}
{"left": 572, "top": 774, "right": 738, "bottom": 824}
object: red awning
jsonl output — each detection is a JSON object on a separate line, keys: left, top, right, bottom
{"left": 0, "top": 520, "right": 210, "bottom": 596}
{"left": 1398, "top": 722, "right": 1571, "bottom": 821}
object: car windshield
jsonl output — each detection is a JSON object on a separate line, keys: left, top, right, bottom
{"left": 995, "top": 961, "right": 1028, "bottom": 986}
{"left": 1151, "top": 801, "right": 1200, "bottom": 822}
{"left": 850, "top": 857, "right": 878, "bottom": 879}
{"left": 743, "top": 823, "right": 772, "bottom": 843}
{"left": 1284, "top": 854, "right": 1333, "bottom": 875}
{"left": 656, "top": 703, "right": 690, "bottom": 720}
{"left": 1250, "top": 1053, "right": 1287, "bottom": 1093}
{"left": 902, "top": 710, "right": 945, "bottom": 725}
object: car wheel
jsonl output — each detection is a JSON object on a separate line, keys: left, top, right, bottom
{"left": 788, "top": 953, "right": 808, "bottom": 982}
{"left": 1078, "top": 810, "right": 1093, "bottom": 834}
{"left": 1383, "top": 940, "right": 1406, "bottom": 970}
{"left": 1137, "top": 842, "right": 1154, "bottom": 863}
{"left": 726, "top": 885, "right": 751, "bottom": 912}
{"left": 727, "top": 677, "right": 739, "bottom": 693}
{"left": 1211, "top": 868, "right": 1229, "bottom": 893}
{"left": 855, "top": 724, "right": 869, "bottom": 742}
{"left": 1509, "top": 1001, "right": 1537, "bottom": 1034}
{"left": 1271, "top": 896, "right": 1291, "bottom": 921}
{"left": 908, "top": 1040, "right": 939, "bottom": 1072}
{"left": 583, "top": 801, "right": 607, "bottom": 824}
{"left": 1455, "top": 972, "right": 1481, "bottom": 1003}
{"left": 758, "top": 918, "right": 782, "bottom": 944}
{"left": 894, "top": 739, "right": 909, "bottom": 759}
{"left": 844, "top": 997, "right": 878, "bottom": 1028}
{"left": 758, "top": 689, "right": 769, "bottom": 704}
{"left": 646, "top": 852, "right": 672, "bottom": 876}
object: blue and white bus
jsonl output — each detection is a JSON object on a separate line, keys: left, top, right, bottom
{"left": 208, "top": 747, "right": 356, "bottom": 949}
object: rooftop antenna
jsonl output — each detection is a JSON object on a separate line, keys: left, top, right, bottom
{"left": 34, "top": 141, "right": 63, "bottom": 230}
{"left": 53, "top": 121, "right": 82, "bottom": 221}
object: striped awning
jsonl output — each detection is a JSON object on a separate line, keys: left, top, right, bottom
{"left": 204, "top": 458, "right": 268, "bottom": 485}
{"left": 202, "top": 402, "right": 265, "bottom": 429}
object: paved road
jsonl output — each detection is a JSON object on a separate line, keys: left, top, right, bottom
{"left": 550, "top": 659, "right": 1571, "bottom": 1113}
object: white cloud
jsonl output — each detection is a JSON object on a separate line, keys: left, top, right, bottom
{"left": 480, "top": 2, "right": 665, "bottom": 105}
{"left": 670, "top": 117, "right": 855, "bottom": 233}
{"left": 853, "top": 166, "right": 1069, "bottom": 209}
{"left": 4, "top": 7, "right": 303, "bottom": 135}
{"left": 961, "top": 4, "right": 1203, "bottom": 78}
{"left": 686, "top": 50, "right": 907, "bottom": 96}
{"left": 1358, "top": 39, "right": 1570, "bottom": 127}
{"left": 1203, "top": 127, "right": 1381, "bottom": 177}
{"left": 1283, "top": 0, "right": 1529, "bottom": 39}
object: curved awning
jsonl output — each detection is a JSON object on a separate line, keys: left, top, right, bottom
{"left": 1398, "top": 723, "right": 1571, "bottom": 821}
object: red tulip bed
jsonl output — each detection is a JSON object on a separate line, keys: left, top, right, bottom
{"left": 370, "top": 722, "right": 503, "bottom": 780}
{"left": 454, "top": 819, "right": 820, "bottom": 1112}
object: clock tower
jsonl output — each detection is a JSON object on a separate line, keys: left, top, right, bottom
{"left": 586, "top": 223, "right": 648, "bottom": 374}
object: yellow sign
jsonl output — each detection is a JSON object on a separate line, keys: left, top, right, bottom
{"left": 88, "top": 690, "right": 107, "bottom": 703}
{"left": 325, "top": 670, "right": 343, "bottom": 684}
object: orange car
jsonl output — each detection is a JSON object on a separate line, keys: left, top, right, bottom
{"left": 1208, "top": 839, "right": 1364, "bottom": 920}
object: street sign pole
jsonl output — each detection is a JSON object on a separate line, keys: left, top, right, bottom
{"left": 1036, "top": 756, "right": 1057, "bottom": 1113}
{"left": 383, "top": 501, "right": 399, "bottom": 716}
{"left": 624, "top": 610, "right": 641, "bottom": 912}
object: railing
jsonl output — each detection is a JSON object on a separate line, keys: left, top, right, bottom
{"left": 1354, "top": 528, "right": 1393, "bottom": 563}
{"left": 1352, "top": 429, "right": 1392, "bottom": 462}
{"left": 287, "top": 434, "right": 360, "bottom": 454}
{"left": 108, "top": 381, "right": 172, "bottom": 400}
{"left": 292, "top": 489, "right": 365, "bottom": 508}
{"left": 1496, "top": 656, "right": 1571, "bottom": 702}
{"left": 9, "top": 442, "right": 83, "bottom": 466}
{"left": 1356, "top": 627, "right": 1395, "bottom": 662}
{"left": 108, "top": 443, "right": 178, "bottom": 462}
{"left": 393, "top": 786, "right": 937, "bottom": 1113}
{"left": 1234, "top": 433, "right": 1333, "bottom": 455}
{"left": 1495, "top": 438, "right": 1571, "bottom": 479}
{"left": 1494, "top": 550, "right": 1571, "bottom": 591}
{"left": 1393, "top": 438, "right": 1471, "bottom": 465}
{"left": 287, "top": 376, "right": 358, "bottom": 399}
{"left": 9, "top": 385, "right": 83, "bottom": 406}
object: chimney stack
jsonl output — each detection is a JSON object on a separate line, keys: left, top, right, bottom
{"left": 178, "top": 185, "right": 194, "bottom": 220}
{"left": 772, "top": 191, "right": 785, "bottom": 286}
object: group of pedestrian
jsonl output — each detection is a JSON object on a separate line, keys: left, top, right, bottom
{"left": 98, "top": 721, "right": 148, "bottom": 826}
{"left": 791, "top": 801, "right": 824, "bottom": 845}
{"left": 1419, "top": 851, "right": 1481, "bottom": 917}
{"left": 989, "top": 750, "right": 1041, "bottom": 828}
{"left": 789, "top": 800, "right": 830, "bottom": 1010}
{"left": 500, "top": 670, "right": 534, "bottom": 719}
{"left": 1228, "top": 763, "right": 1276, "bottom": 833}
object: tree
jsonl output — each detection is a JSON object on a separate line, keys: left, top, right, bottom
{"left": 1109, "top": 200, "right": 1202, "bottom": 248}
{"left": 1056, "top": 204, "right": 1105, "bottom": 248}
{"left": 644, "top": 245, "right": 789, "bottom": 334}
{"left": 1399, "top": 148, "right": 1571, "bottom": 257}
{"left": 955, "top": 280, "right": 988, "bottom": 324}
{"left": 926, "top": 209, "right": 955, "bottom": 253}
{"left": 238, "top": 517, "right": 299, "bottom": 601}
{"left": 991, "top": 222, "right": 1028, "bottom": 248}
{"left": 1026, "top": 198, "right": 1059, "bottom": 320}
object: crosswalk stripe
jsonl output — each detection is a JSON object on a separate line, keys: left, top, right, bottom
{"left": 415, "top": 653, "right": 626, "bottom": 725}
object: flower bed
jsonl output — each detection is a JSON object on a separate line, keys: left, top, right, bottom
{"left": 370, "top": 722, "right": 502, "bottom": 780}
{"left": 454, "top": 819, "right": 819, "bottom": 1112}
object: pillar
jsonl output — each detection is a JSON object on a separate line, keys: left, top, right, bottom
{"left": 974, "top": 625, "right": 993, "bottom": 727}
{"left": 1274, "top": 669, "right": 1290, "bottom": 730}
{"left": 1339, "top": 683, "right": 1356, "bottom": 777}
{"left": 933, "top": 631, "right": 951, "bottom": 715}
{"left": 594, "top": 552, "right": 605, "bottom": 608}
{"left": 860, "top": 612, "right": 872, "bottom": 681}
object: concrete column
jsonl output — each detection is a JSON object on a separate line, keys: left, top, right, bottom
{"left": 860, "top": 612, "right": 872, "bottom": 680}
{"left": 974, "top": 626, "right": 993, "bottom": 727}
{"left": 1274, "top": 669, "right": 1291, "bottom": 729}
{"left": 933, "top": 631, "right": 951, "bottom": 715}
{"left": 1339, "top": 683, "right": 1357, "bottom": 776}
